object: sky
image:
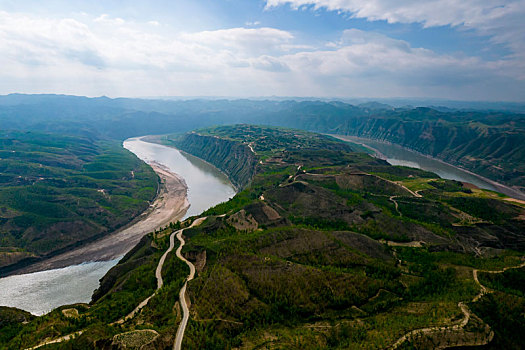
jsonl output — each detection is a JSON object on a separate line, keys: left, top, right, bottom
{"left": 0, "top": 0, "right": 524, "bottom": 101}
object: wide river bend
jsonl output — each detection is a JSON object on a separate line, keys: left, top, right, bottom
{"left": 0, "top": 137, "right": 235, "bottom": 315}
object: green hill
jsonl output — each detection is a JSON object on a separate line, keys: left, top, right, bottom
{"left": 1, "top": 95, "right": 524, "bottom": 191}
{"left": 3, "top": 125, "right": 524, "bottom": 349}
{"left": 0, "top": 131, "right": 158, "bottom": 273}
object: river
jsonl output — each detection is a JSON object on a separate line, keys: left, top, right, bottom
{"left": 334, "top": 135, "right": 525, "bottom": 200}
{"left": 0, "top": 137, "right": 235, "bottom": 315}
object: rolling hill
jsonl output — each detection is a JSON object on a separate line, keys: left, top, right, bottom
{"left": 2, "top": 125, "right": 524, "bottom": 349}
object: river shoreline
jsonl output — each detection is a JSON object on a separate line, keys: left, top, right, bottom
{"left": 142, "top": 134, "right": 242, "bottom": 193}
{"left": 332, "top": 134, "right": 525, "bottom": 201}
{"left": 13, "top": 162, "right": 189, "bottom": 275}
{"left": 0, "top": 137, "right": 236, "bottom": 315}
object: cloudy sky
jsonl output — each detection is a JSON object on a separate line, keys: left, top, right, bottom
{"left": 0, "top": 0, "right": 524, "bottom": 100}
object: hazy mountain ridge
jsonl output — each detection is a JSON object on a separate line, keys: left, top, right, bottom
{"left": 1, "top": 94, "right": 524, "bottom": 188}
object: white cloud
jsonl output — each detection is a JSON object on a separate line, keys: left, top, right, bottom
{"left": 0, "top": 10, "right": 523, "bottom": 99}
{"left": 265, "top": 0, "right": 522, "bottom": 28}
{"left": 251, "top": 55, "right": 290, "bottom": 71}
{"left": 265, "top": 1, "right": 525, "bottom": 59}
{"left": 180, "top": 27, "right": 294, "bottom": 56}
{"left": 94, "top": 14, "right": 125, "bottom": 25}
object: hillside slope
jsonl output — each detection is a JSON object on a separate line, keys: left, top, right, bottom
{"left": 0, "top": 131, "right": 158, "bottom": 273}
{"left": 162, "top": 132, "right": 258, "bottom": 190}
{"left": 1, "top": 95, "right": 524, "bottom": 190}
{"left": 316, "top": 110, "right": 525, "bottom": 189}
{"left": 3, "top": 125, "right": 524, "bottom": 349}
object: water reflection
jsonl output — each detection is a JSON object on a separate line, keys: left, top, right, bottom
{"left": 0, "top": 260, "right": 118, "bottom": 316}
{"left": 123, "top": 137, "right": 236, "bottom": 218}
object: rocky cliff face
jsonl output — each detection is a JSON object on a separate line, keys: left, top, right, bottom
{"left": 170, "top": 133, "right": 258, "bottom": 190}
{"left": 171, "top": 117, "right": 525, "bottom": 190}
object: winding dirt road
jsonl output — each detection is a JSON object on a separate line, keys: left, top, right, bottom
{"left": 113, "top": 226, "right": 180, "bottom": 325}
{"left": 32, "top": 211, "right": 206, "bottom": 350}
{"left": 115, "top": 216, "right": 206, "bottom": 344}
{"left": 389, "top": 195, "right": 402, "bottom": 216}
{"left": 472, "top": 261, "right": 525, "bottom": 301}
{"left": 113, "top": 218, "right": 203, "bottom": 325}
{"left": 389, "top": 259, "right": 525, "bottom": 349}
{"left": 174, "top": 217, "right": 206, "bottom": 350}
{"left": 389, "top": 302, "right": 472, "bottom": 349}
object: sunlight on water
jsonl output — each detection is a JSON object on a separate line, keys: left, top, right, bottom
{"left": 339, "top": 136, "right": 525, "bottom": 200}
{"left": 385, "top": 159, "right": 422, "bottom": 170}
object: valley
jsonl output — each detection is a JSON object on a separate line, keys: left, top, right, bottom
{"left": 333, "top": 135, "right": 525, "bottom": 201}
{"left": 1, "top": 95, "right": 524, "bottom": 196}
{"left": 2, "top": 125, "right": 523, "bottom": 349}
{"left": 0, "top": 131, "right": 159, "bottom": 275}
{"left": 0, "top": 137, "right": 234, "bottom": 315}
{"left": 2, "top": 1, "right": 524, "bottom": 347}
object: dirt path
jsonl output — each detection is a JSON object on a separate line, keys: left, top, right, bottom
{"left": 389, "top": 179, "right": 422, "bottom": 197}
{"left": 18, "top": 163, "right": 189, "bottom": 274}
{"left": 24, "top": 331, "right": 83, "bottom": 350}
{"left": 472, "top": 261, "right": 525, "bottom": 301}
{"left": 246, "top": 142, "right": 256, "bottom": 154}
{"left": 28, "top": 209, "right": 206, "bottom": 350}
{"left": 389, "top": 196, "right": 402, "bottom": 216}
{"left": 381, "top": 240, "right": 424, "bottom": 248}
{"left": 113, "top": 219, "right": 205, "bottom": 325}
{"left": 389, "top": 259, "right": 525, "bottom": 349}
{"left": 173, "top": 217, "right": 207, "bottom": 350}
{"left": 389, "top": 302, "right": 471, "bottom": 349}
{"left": 113, "top": 227, "right": 178, "bottom": 324}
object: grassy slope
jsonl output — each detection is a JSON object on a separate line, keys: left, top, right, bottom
{"left": 0, "top": 224, "right": 187, "bottom": 349}
{"left": 2, "top": 125, "right": 524, "bottom": 349}
{"left": 0, "top": 131, "right": 158, "bottom": 270}
{"left": 177, "top": 126, "right": 524, "bottom": 349}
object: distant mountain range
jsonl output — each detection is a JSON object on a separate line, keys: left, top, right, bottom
{"left": 1, "top": 94, "right": 524, "bottom": 190}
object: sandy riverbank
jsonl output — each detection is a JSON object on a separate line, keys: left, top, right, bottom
{"left": 16, "top": 162, "right": 189, "bottom": 274}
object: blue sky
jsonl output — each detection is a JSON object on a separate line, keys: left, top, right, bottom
{"left": 0, "top": 0, "right": 524, "bottom": 100}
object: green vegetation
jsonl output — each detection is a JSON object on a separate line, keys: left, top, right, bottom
{"left": 0, "top": 307, "right": 33, "bottom": 344}
{"left": 0, "top": 224, "right": 188, "bottom": 349}
{"left": 2, "top": 125, "right": 524, "bottom": 349}
{"left": 2, "top": 94, "right": 524, "bottom": 188}
{"left": 478, "top": 267, "right": 525, "bottom": 297}
{"left": 162, "top": 130, "right": 258, "bottom": 189}
{"left": 0, "top": 131, "right": 158, "bottom": 271}
{"left": 175, "top": 126, "right": 524, "bottom": 349}
{"left": 471, "top": 290, "right": 525, "bottom": 349}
